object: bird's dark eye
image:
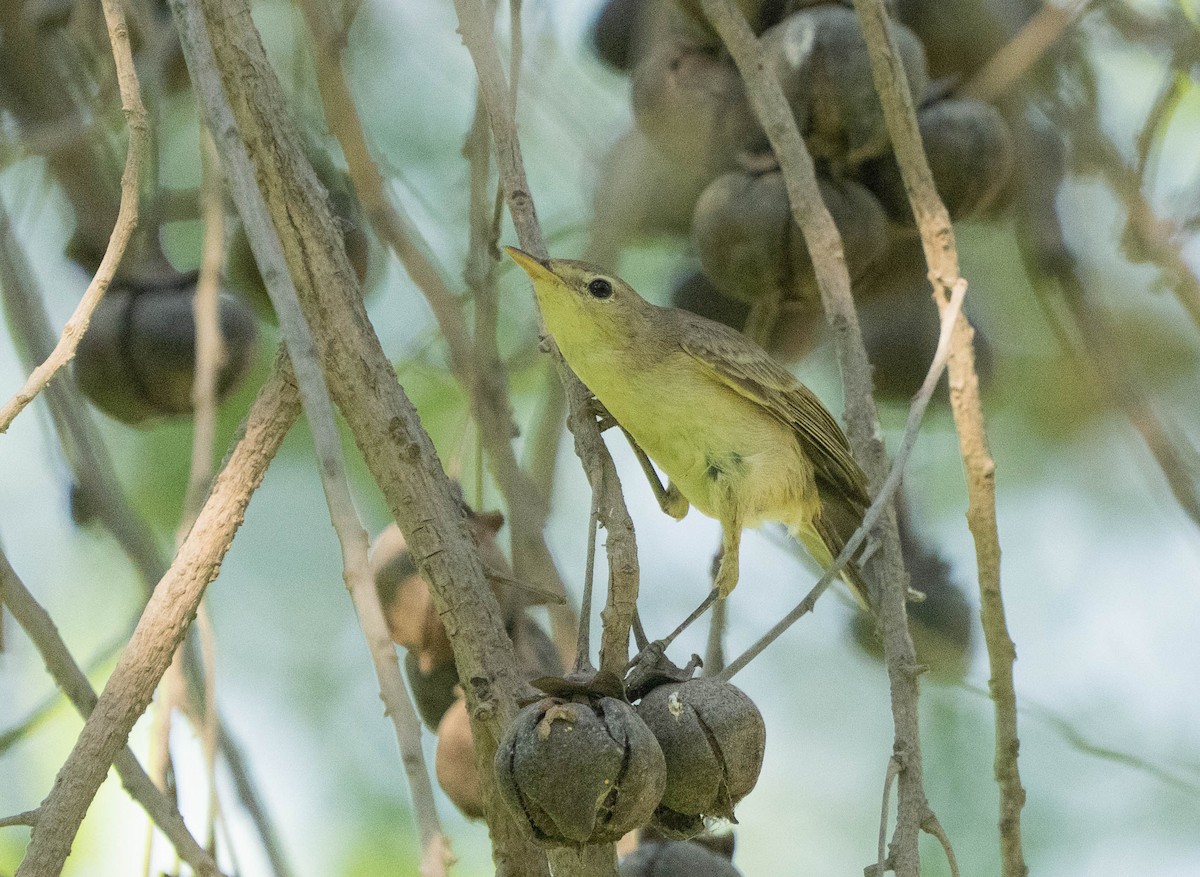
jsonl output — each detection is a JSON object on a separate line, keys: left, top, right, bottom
{"left": 587, "top": 278, "right": 613, "bottom": 299}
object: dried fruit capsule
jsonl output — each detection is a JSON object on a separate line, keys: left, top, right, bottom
{"left": 495, "top": 696, "right": 666, "bottom": 845}
{"left": 405, "top": 652, "right": 460, "bottom": 730}
{"left": 692, "top": 170, "right": 888, "bottom": 306}
{"left": 371, "top": 524, "right": 455, "bottom": 673}
{"left": 760, "top": 5, "right": 928, "bottom": 168}
{"left": 592, "top": 0, "right": 649, "bottom": 71}
{"left": 635, "top": 679, "right": 765, "bottom": 834}
{"left": 858, "top": 98, "right": 1015, "bottom": 225}
{"left": 691, "top": 170, "right": 791, "bottom": 305}
{"left": 894, "top": 0, "right": 1037, "bottom": 80}
{"left": 620, "top": 839, "right": 743, "bottom": 876}
{"left": 799, "top": 175, "right": 890, "bottom": 289}
{"left": 591, "top": 129, "right": 718, "bottom": 259}
{"left": 631, "top": 39, "right": 758, "bottom": 178}
{"left": 436, "top": 697, "right": 484, "bottom": 819}
{"left": 854, "top": 240, "right": 994, "bottom": 401}
{"left": 74, "top": 279, "right": 258, "bottom": 424}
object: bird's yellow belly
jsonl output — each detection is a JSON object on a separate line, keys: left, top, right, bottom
{"left": 581, "top": 357, "right": 816, "bottom": 528}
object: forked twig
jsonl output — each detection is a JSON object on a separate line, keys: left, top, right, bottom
{"left": 850, "top": 0, "right": 1024, "bottom": 873}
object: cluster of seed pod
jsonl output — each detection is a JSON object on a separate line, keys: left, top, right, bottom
{"left": 592, "top": 0, "right": 1017, "bottom": 395}
{"left": 72, "top": 266, "right": 260, "bottom": 425}
{"left": 493, "top": 663, "right": 763, "bottom": 868}
{"left": 375, "top": 500, "right": 765, "bottom": 864}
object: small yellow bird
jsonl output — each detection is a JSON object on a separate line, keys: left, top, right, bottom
{"left": 507, "top": 247, "right": 872, "bottom": 607}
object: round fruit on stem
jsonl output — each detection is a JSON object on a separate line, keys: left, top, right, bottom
{"left": 74, "top": 276, "right": 259, "bottom": 424}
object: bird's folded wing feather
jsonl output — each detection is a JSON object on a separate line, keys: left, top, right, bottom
{"left": 677, "top": 316, "right": 869, "bottom": 508}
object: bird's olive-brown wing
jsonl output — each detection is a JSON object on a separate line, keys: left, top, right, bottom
{"left": 676, "top": 315, "right": 870, "bottom": 510}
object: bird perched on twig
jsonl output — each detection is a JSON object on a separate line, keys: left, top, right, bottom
{"left": 507, "top": 247, "right": 872, "bottom": 608}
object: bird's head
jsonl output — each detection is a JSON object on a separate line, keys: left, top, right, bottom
{"left": 505, "top": 247, "right": 653, "bottom": 351}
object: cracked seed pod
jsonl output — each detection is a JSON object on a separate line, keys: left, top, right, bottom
{"left": 692, "top": 170, "right": 888, "bottom": 306}
{"left": 428, "top": 616, "right": 562, "bottom": 811}
{"left": 74, "top": 279, "right": 259, "bottom": 424}
{"left": 631, "top": 38, "right": 758, "bottom": 178}
{"left": 635, "top": 679, "right": 764, "bottom": 834}
{"left": 760, "top": 5, "right": 928, "bottom": 168}
{"left": 436, "top": 697, "right": 484, "bottom": 819}
{"left": 495, "top": 696, "right": 666, "bottom": 845}
{"left": 620, "top": 839, "right": 743, "bottom": 876}
{"left": 858, "top": 98, "right": 1015, "bottom": 226}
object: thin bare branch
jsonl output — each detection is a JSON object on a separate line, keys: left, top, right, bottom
{"left": 875, "top": 758, "right": 901, "bottom": 877}
{"left": 921, "top": 810, "right": 961, "bottom": 877}
{"left": 848, "top": 1, "right": 1025, "bottom": 874}
{"left": 2, "top": 543, "right": 224, "bottom": 877}
{"left": 170, "top": 0, "right": 547, "bottom": 872}
{"left": 960, "top": 0, "right": 1093, "bottom": 102}
{"left": 0, "top": 811, "right": 40, "bottom": 830}
{"left": 452, "top": 0, "right": 640, "bottom": 689}
{"left": 180, "top": 9, "right": 452, "bottom": 869}
{"left": 1071, "top": 108, "right": 1200, "bottom": 334}
{"left": 14, "top": 361, "right": 300, "bottom": 877}
{"left": 179, "top": 130, "right": 227, "bottom": 537}
{"left": 0, "top": 194, "right": 292, "bottom": 877}
{"left": 295, "top": 0, "right": 577, "bottom": 662}
{"left": 958, "top": 683, "right": 1200, "bottom": 794}
{"left": 697, "top": 3, "right": 939, "bottom": 875}
{"left": 0, "top": 0, "right": 149, "bottom": 433}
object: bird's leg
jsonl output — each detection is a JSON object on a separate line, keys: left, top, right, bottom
{"left": 586, "top": 395, "right": 619, "bottom": 432}
{"left": 715, "top": 521, "right": 743, "bottom": 598}
{"left": 621, "top": 428, "right": 689, "bottom": 520}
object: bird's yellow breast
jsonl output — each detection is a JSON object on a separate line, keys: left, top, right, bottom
{"left": 565, "top": 344, "right": 818, "bottom": 529}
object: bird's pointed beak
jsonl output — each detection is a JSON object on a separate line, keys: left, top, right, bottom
{"left": 504, "top": 246, "right": 558, "bottom": 285}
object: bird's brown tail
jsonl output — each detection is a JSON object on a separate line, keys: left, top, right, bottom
{"left": 807, "top": 500, "right": 874, "bottom": 613}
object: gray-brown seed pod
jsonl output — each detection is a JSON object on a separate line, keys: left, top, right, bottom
{"left": 691, "top": 169, "right": 791, "bottom": 305}
{"left": 759, "top": 5, "right": 929, "bottom": 168}
{"left": 495, "top": 696, "right": 667, "bottom": 845}
{"left": 858, "top": 97, "right": 1015, "bottom": 226}
{"left": 894, "top": 0, "right": 1038, "bottom": 80}
{"left": 630, "top": 38, "right": 759, "bottom": 180}
{"left": 590, "top": 128, "right": 718, "bottom": 261}
{"left": 404, "top": 652, "right": 460, "bottom": 731}
{"left": 74, "top": 280, "right": 258, "bottom": 425}
{"left": 435, "top": 697, "right": 484, "bottom": 819}
{"left": 692, "top": 169, "right": 889, "bottom": 306}
{"left": 669, "top": 270, "right": 824, "bottom": 364}
{"left": 620, "top": 839, "right": 743, "bottom": 876}
{"left": 635, "top": 679, "right": 765, "bottom": 835}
